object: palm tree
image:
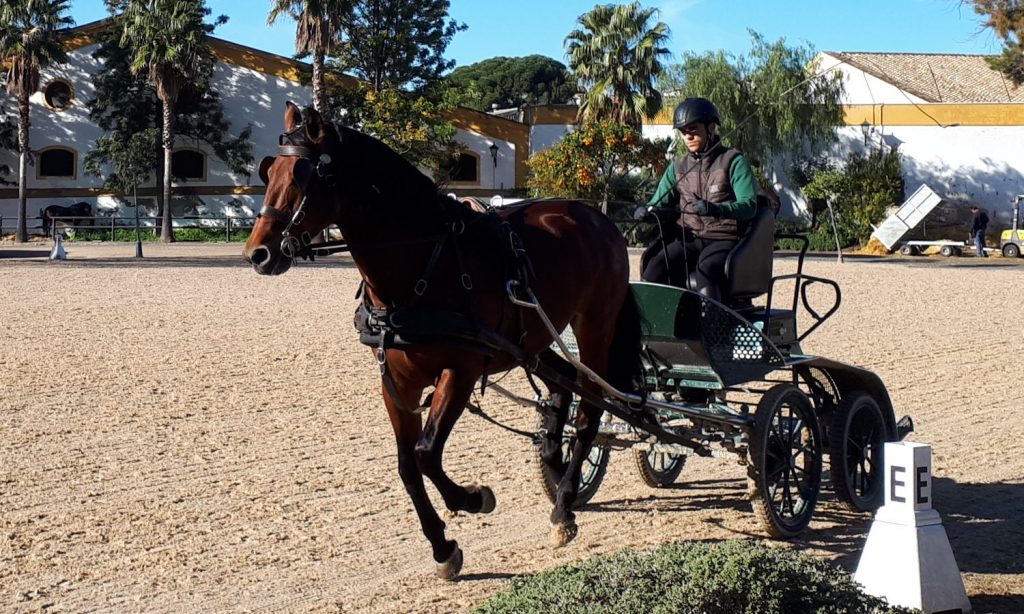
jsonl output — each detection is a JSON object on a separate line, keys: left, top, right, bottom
{"left": 565, "top": 2, "right": 670, "bottom": 129}
{"left": 114, "top": 0, "right": 219, "bottom": 242}
{"left": 0, "top": 0, "right": 74, "bottom": 243}
{"left": 268, "top": 0, "right": 351, "bottom": 113}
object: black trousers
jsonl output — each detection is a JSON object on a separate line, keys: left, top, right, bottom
{"left": 641, "top": 235, "right": 737, "bottom": 292}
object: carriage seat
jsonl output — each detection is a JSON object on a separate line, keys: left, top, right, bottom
{"left": 686, "top": 197, "right": 776, "bottom": 307}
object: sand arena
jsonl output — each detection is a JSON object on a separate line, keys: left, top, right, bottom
{"left": 1, "top": 242, "right": 1021, "bottom": 612}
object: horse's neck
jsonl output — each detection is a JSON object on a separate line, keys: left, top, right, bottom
{"left": 340, "top": 194, "right": 459, "bottom": 306}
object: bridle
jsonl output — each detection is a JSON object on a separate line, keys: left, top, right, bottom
{"left": 258, "top": 122, "right": 345, "bottom": 260}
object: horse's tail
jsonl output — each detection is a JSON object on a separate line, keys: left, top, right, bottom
{"left": 606, "top": 285, "right": 644, "bottom": 393}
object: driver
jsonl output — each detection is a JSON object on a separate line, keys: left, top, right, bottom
{"left": 637, "top": 97, "right": 758, "bottom": 300}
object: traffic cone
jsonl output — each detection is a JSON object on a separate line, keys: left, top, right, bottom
{"left": 49, "top": 235, "right": 67, "bottom": 260}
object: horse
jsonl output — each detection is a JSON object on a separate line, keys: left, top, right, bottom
{"left": 40, "top": 201, "right": 93, "bottom": 236}
{"left": 243, "top": 102, "right": 642, "bottom": 579}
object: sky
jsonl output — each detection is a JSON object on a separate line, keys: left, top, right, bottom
{"left": 67, "top": 0, "right": 1002, "bottom": 69}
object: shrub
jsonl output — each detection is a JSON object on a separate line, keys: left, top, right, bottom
{"left": 799, "top": 147, "right": 904, "bottom": 248}
{"left": 474, "top": 540, "right": 915, "bottom": 614}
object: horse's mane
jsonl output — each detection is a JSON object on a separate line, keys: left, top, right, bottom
{"left": 334, "top": 124, "right": 444, "bottom": 202}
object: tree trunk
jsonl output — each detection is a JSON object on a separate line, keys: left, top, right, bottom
{"left": 16, "top": 93, "right": 30, "bottom": 243}
{"left": 312, "top": 53, "right": 326, "bottom": 114}
{"left": 161, "top": 97, "right": 175, "bottom": 243}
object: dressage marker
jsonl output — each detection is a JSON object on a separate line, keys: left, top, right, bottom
{"left": 855, "top": 442, "right": 972, "bottom": 613}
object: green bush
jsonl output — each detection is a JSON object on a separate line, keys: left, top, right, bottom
{"left": 474, "top": 540, "right": 916, "bottom": 614}
{"left": 799, "top": 147, "right": 903, "bottom": 248}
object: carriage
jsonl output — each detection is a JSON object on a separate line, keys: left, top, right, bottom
{"left": 246, "top": 103, "right": 914, "bottom": 578}
{"left": 491, "top": 206, "right": 913, "bottom": 537}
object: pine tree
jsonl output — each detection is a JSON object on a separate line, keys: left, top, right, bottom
{"left": 971, "top": 0, "right": 1024, "bottom": 84}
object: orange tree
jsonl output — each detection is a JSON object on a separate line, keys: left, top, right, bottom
{"left": 527, "top": 119, "right": 667, "bottom": 214}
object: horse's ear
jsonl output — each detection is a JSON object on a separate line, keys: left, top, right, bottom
{"left": 285, "top": 101, "right": 302, "bottom": 131}
{"left": 258, "top": 156, "right": 275, "bottom": 185}
{"left": 303, "top": 106, "right": 327, "bottom": 144}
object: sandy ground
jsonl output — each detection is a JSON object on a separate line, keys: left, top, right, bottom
{"left": 1, "top": 242, "right": 1022, "bottom": 613}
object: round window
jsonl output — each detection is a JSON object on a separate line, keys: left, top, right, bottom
{"left": 43, "top": 80, "right": 74, "bottom": 111}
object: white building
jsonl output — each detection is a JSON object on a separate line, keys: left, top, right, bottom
{"left": 814, "top": 51, "right": 1024, "bottom": 225}
{"left": 0, "top": 21, "right": 521, "bottom": 231}
{"left": 5, "top": 22, "right": 1022, "bottom": 231}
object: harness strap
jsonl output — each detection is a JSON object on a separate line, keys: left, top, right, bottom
{"left": 466, "top": 400, "right": 542, "bottom": 443}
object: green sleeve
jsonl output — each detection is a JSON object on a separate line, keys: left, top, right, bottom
{"left": 646, "top": 163, "right": 678, "bottom": 208}
{"left": 721, "top": 155, "right": 758, "bottom": 221}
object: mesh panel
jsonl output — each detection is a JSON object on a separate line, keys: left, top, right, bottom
{"left": 554, "top": 327, "right": 580, "bottom": 357}
{"left": 699, "top": 296, "right": 784, "bottom": 386}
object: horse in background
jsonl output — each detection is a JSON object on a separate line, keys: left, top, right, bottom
{"left": 243, "top": 103, "right": 643, "bottom": 579}
{"left": 40, "top": 202, "right": 93, "bottom": 236}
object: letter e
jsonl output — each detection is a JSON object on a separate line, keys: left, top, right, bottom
{"left": 890, "top": 465, "right": 906, "bottom": 503}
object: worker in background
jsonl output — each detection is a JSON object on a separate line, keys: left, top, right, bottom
{"left": 970, "top": 205, "right": 989, "bottom": 258}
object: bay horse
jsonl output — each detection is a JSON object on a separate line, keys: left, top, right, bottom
{"left": 243, "top": 102, "right": 642, "bottom": 579}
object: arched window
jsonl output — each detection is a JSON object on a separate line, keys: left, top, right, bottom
{"left": 43, "top": 80, "right": 75, "bottom": 111}
{"left": 37, "top": 147, "right": 76, "bottom": 179}
{"left": 447, "top": 152, "right": 479, "bottom": 183}
{"left": 172, "top": 149, "right": 206, "bottom": 181}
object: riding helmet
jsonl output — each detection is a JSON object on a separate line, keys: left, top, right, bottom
{"left": 673, "top": 97, "right": 721, "bottom": 129}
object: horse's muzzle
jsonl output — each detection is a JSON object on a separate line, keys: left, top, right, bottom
{"left": 245, "top": 244, "right": 289, "bottom": 275}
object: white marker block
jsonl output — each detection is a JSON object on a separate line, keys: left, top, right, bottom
{"left": 855, "top": 442, "right": 971, "bottom": 613}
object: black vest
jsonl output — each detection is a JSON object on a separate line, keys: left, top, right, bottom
{"left": 673, "top": 141, "right": 742, "bottom": 240}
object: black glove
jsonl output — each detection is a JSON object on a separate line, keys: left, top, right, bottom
{"left": 692, "top": 199, "right": 723, "bottom": 218}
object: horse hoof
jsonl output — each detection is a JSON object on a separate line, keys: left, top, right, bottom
{"left": 435, "top": 545, "right": 463, "bottom": 581}
{"left": 468, "top": 484, "right": 496, "bottom": 514}
{"left": 550, "top": 522, "right": 578, "bottom": 547}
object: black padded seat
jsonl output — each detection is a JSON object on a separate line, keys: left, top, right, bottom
{"left": 724, "top": 200, "right": 776, "bottom": 303}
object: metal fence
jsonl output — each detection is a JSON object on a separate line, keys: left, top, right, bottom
{"left": 0, "top": 215, "right": 258, "bottom": 241}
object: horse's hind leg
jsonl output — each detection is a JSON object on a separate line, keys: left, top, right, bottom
{"left": 535, "top": 349, "right": 577, "bottom": 485}
{"left": 383, "top": 389, "right": 463, "bottom": 580}
{"left": 547, "top": 307, "right": 622, "bottom": 546}
{"left": 416, "top": 368, "right": 496, "bottom": 516}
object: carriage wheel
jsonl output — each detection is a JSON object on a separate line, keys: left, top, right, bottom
{"left": 748, "top": 384, "right": 822, "bottom": 539}
{"left": 633, "top": 448, "right": 686, "bottom": 488}
{"left": 537, "top": 413, "right": 609, "bottom": 509}
{"left": 829, "top": 391, "right": 888, "bottom": 512}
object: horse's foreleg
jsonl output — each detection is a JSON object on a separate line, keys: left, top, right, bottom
{"left": 384, "top": 387, "right": 462, "bottom": 579}
{"left": 416, "top": 368, "right": 495, "bottom": 515}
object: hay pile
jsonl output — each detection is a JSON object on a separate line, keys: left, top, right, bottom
{"left": 855, "top": 237, "right": 891, "bottom": 256}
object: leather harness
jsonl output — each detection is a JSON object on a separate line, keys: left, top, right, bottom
{"left": 264, "top": 118, "right": 538, "bottom": 413}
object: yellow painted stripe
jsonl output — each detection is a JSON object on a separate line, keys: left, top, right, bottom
{"left": 844, "top": 104, "right": 1024, "bottom": 126}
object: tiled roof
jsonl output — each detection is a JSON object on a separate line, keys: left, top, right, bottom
{"left": 828, "top": 52, "right": 1024, "bottom": 103}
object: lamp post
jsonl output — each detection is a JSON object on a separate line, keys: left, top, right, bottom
{"left": 488, "top": 141, "right": 499, "bottom": 190}
{"left": 860, "top": 120, "right": 871, "bottom": 146}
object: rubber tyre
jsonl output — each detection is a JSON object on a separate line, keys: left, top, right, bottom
{"left": 899, "top": 245, "right": 917, "bottom": 256}
{"left": 748, "top": 384, "right": 822, "bottom": 539}
{"left": 633, "top": 448, "right": 686, "bottom": 487}
{"left": 940, "top": 245, "right": 955, "bottom": 257}
{"left": 829, "top": 391, "right": 889, "bottom": 512}
{"left": 1003, "top": 243, "right": 1021, "bottom": 258}
{"left": 537, "top": 414, "right": 609, "bottom": 509}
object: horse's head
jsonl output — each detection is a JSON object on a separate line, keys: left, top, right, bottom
{"left": 244, "top": 102, "right": 341, "bottom": 275}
